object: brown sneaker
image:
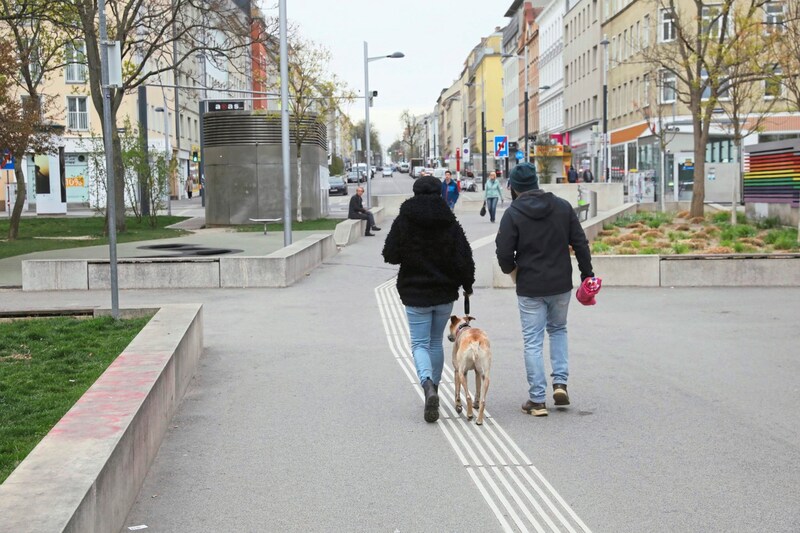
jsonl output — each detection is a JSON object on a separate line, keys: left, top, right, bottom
{"left": 521, "top": 400, "right": 548, "bottom": 416}
{"left": 553, "top": 384, "right": 570, "bottom": 406}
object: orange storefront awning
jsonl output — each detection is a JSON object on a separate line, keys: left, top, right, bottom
{"left": 610, "top": 123, "right": 650, "bottom": 145}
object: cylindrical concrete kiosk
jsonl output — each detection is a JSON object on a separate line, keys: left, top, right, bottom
{"left": 203, "top": 111, "right": 327, "bottom": 225}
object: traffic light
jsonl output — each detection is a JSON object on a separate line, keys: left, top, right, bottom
{"left": 192, "top": 151, "right": 199, "bottom": 162}
{"left": 509, "top": 141, "right": 518, "bottom": 152}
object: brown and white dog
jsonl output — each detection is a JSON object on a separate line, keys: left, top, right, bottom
{"left": 447, "top": 315, "right": 492, "bottom": 425}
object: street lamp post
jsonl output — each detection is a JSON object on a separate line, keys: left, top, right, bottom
{"left": 600, "top": 37, "right": 610, "bottom": 183}
{"left": 364, "top": 42, "right": 404, "bottom": 209}
{"left": 154, "top": 107, "right": 172, "bottom": 216}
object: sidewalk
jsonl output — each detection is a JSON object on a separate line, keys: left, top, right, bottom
{"left": 0, "top": 205, "right": 798, "bottom": 532}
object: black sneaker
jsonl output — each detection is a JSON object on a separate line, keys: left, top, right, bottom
{"left": 422, "top": 379, "right": 439, "bottom": 423}
{"left": 521, "top": 400, "right": 548, "bottom": 416}
{"left": 553, "top": 384, "right": 570, "bottom": 406}
{"left": 371, "top": 226, "right": 382, "bottom": 231}
{"left": 364, "top": 232, "right": 375, "bottom": 237}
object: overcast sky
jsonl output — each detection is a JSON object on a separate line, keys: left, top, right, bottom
{"left": 261, "top": 0, "right": 508, "bottom": 153}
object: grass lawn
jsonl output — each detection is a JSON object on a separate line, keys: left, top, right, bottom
{"left": 591, "top": 211, "right": 800, "bottom": 255}
{"left": 0, "top": 216, "right": 189, "bottom": 260}
{"left": 235, "top": 218, "right": 340, "bottom": 232}
{"left": 0, "top": 315, "right": 151, "bottom": 483}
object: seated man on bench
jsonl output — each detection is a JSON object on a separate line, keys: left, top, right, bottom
{"left": 349, "top": 186, "right": 381, "bottom": 237}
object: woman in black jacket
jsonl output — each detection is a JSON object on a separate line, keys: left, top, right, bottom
{"left": 382, "top": 176, "right": 475, "bottom": 423}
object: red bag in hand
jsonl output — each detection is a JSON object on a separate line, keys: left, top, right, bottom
{"left": 576, "top": 276, "right": 602, "bottom": 306}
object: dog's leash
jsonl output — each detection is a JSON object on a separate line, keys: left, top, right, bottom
{"left": 464, "top": 293, "right": 470, "bottom": 315}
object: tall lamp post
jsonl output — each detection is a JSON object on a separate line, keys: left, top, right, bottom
{"left": 364, "top": 43, "right": 404, "bottom": 208}
{"left": 503, "top": 47, "right": 531, "bottom": 163}
{"left": 154, "top": 107, "right": 172, "bottom": 216}
{"left": 600, "top": 37, "right": 610, "bottom": 183}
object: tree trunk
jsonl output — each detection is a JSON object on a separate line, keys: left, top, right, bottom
{"left": 7, "top": 162, "right": 27, "bottom": 241}
{"left": 690, "top": 107, "right": 707, "bottom": 218}
{"left": 295, "top": 152, "right": 303, "bottom": 223}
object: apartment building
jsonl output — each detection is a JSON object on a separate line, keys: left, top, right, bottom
{"left": 2, "top": 0, "right": 252, "bottom": 211}
{"left": 538, "top": 0, "right": 566, "bottom": 141}
{"left": 465, "top": 30, "right": 505, "bottom": 177}
{"left": 437, "top": 81, "right": 465, "bottom": 170}
{"left": 521, "top": 2, "right": 543, "bottom": 159}
{"left": 563, "top": 0, "right": 603, "bottom": 175}
{"left": 502, "top": 7, "right": 523, "bottom": 150}
{"left": 602, "top": 0, "right": 795, "bottom": 202}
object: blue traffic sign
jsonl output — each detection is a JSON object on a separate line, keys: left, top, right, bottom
{"left": 494, "top": 136, "right": 508, "bottom": 158}
{"left": 515, "top": 150, "right": 524, "bottom": 161}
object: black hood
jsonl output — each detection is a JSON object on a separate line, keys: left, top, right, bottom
{"left": 509, "top": 189, "right": 555, "bottom": 220}
{"left": 399, "top": 194, "right": 456, "bottom": 228}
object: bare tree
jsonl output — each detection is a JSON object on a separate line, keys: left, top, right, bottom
{"left": 281, "top": 37, "right": 352, "bottom": 222}
{"left": 712, "top": 8, "right": 781, "bottom": 223}
{"left": 49, "top": 0, "right": 253, "bottom": 232}
{"left": 640, "top": 0, "right": 770, "bottom": 217}
{"left": 400, "top": 110, "right": 422, "bottom": 159}
{"left": 0, "top": 15, "right": 62, "bottom": 240}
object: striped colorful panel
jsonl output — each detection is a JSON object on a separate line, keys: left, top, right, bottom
{"left": 743, "top": 147, "right": 800, "bottom": 207}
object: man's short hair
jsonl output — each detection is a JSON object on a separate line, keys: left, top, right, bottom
{"left": 445, "top": 170, "right": 452, "bottom": 176}
{"left": 356, "top": 187, "right": 364, "bottom": 192}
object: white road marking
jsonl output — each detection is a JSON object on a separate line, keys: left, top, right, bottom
{"left": 375, "top": 275, "right": 592, "bottom": 533}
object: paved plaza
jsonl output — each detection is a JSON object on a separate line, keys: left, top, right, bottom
{"left": 1, "top": 179, "right": 798, "bottom": 532}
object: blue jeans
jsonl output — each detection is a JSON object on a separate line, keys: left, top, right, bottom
{"left": 486, "top": 197, "right": 499, "bottom": 221}
{"left": 518, "top": 291, "right": 571, "bottom": 403}
{"left": 406, "top": 302, "right": 454, "bottom": 386}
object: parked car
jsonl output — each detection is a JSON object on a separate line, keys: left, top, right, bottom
{"left": 420, "top": 168, "right": 434, "bottom": 178}
{"left": 346, "top": 169, "right": 366, "bottom": 183}
{"left": 462, "top": 177, "right": 477, "bottom": 192}
{"left": 432, "top": 168, "right": 448, "bottom": 179}
{"left": 382, "top": 167, "right": 393, "bottom": 177}
{"left": 328, "top": 175, "right": 348, "bottom": 196}
{"left": 398, "top": 162, "right": 410, "bottom": 173}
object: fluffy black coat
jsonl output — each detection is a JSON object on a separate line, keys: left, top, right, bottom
{"left": 382, "top": 194, "right": 475, "bottom": 307}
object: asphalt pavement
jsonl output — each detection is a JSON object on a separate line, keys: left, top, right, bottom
{"left": 0, "top": 172, "right": 798, "bottom": 532}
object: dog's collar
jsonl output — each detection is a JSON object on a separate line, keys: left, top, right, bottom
{"left": 456, "top": 322, "right": 471, "bottom": 334}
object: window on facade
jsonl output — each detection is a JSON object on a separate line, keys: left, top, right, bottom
{"left": 705, "top": 138, "right": 737, "bottom": 163}
{"left": 643, "top": 15, "right": 651, "bottom": 47}
{"left": 67, "top": 96, "right": 88, "bottom": 130}
{"left": 702, "top": 5, "right": 726, "bottom": 38}
{"left": 660, "top": 9, "right": 676, "bottom": 42}
{"left": 643, "top": 74, "right": 650, "bottom": 106}
{"left": 65, "top": 41, "right": 87, "bottom": 83}
{"left": 764, "top": 65, "right": 782, "bottom": 99}
{"left": 660, "top": 71, "right": 676, "bottom": 103}
{"left": 623, "top": 30, "right": 628, "bottom": 59}
{"left": 764, "top": 2, "right": 785, "bottom": 32}
{"left": 700, "top": 70, "right": 730, "bottom": 101}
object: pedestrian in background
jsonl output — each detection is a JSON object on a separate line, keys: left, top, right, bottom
{"left": 484, "top": 171, "right": 503, "bottom": 223}
{"left": 186, "top": 177, "right": 194, "bottom": 199}
{"left": 495, "top": 162, "right": 594, "bottom": 417}
{"left": 567, "top": 165, "right": 579, "bottom": 184}
{"left": 349, "top": 187, "right": 381, "bottom": 236}
{"left": 383, "top": 176, "right": 475, "bottom": 423}
{"left": 582, "top": 168, "right": 594, "bottom": 183}
{"left": 441, "top": 170, "right": 460, "bottom": 210}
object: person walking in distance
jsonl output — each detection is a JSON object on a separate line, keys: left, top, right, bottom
{"left": 186, "top": 177, "right": 194, "bottom": 199}
{"left": 348, "top": 187, "right": 381, "bottom": 236}
{"left": 382, "top": 176, "right": 475, "bottom": 423}
{"left": 484, "top": 171, "right": 503, "bottom": 223}
{"left": 495, "top": 162, "right": 594, "bottom": 417}
{"left": 567, "top": 165, "right": 579, "bottom": 184}
{"left": 441, "top": 170, "right": 460, "bottom": 211}
{"left": 582, "top": 167, "right": 594, "bottom": 183}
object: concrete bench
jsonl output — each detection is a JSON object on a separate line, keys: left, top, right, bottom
{"left": 334, "top": 206, "right": 384, "bottom": 247}
{"left": 249, "top": 217, "right": 282, "bottom": 234}
{"left": 574, "top": 203, "right": 590, "bottom": 221}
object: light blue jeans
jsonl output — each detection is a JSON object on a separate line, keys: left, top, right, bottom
{"left": 518, "top": 291, "right": 571, "bottom": 403}
{"left": 406, "top": 302, "right": 454, "bottom": 386}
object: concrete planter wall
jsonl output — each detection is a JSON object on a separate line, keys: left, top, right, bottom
{"left": 493, "top": 254, "right": 800, "bottom": 288}
{"left": 0, "top": 304, "right": 203, "bottom": 533}
{"left": 22, "top": 234, "right": 338, "bottom": 291}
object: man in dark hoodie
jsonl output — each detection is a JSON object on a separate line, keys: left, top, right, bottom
{"left": 495, "top": 162, "right": 594, "bottom": 417}
{"left": 383, "top": 176, "right": 475, "bottom": 423}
